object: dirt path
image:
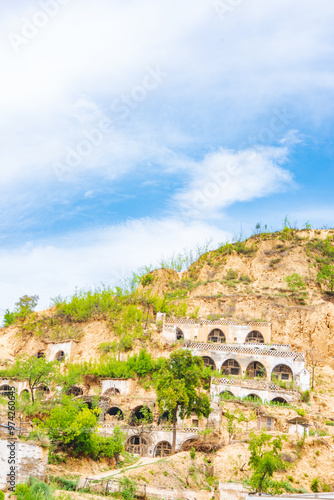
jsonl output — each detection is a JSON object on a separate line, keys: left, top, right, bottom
{"left": 78, "top": 455, "right": 167, "bottom": 487}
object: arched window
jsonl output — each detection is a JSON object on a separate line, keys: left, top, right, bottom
{"left": 0, "top": 384, "right": 12, "bottom": 397}
{"left": 105, "top": 407, "right": 124, "bottom": 421}
{"left": 56, "top": 350, "right": 65, "bottom": 362}
{"left": 246, "top": 361, "right": 266, "bottom": 379}
{"left": 104, "top": 387, "right": 121, "bottom": 396}
{"left": 20, "top": 389, "right": 30, "bottom": 401}
{"left": 245, "top": 330, "right": 264, "bottom": 344}
{"left": 126, "top": 435, "right": 147, "bottom": 455}
{"left": 130, "top": 405, "right": 153, "bottom": 426}
{"left": 220, "top": 391, "right": 236, "bottom": 401}
{"left": 221, "top": 359, "right": 241, "bottom": 376}
{"left": 67, "top": 386, "right": 83, "bottom": 396}
{"left": 202, "top": 356, "right": 216, "bottom": 371}
{"left": 154, "top": 441, "right": 172, "bottom": 457}
{"left": 208, "top": 329, "right": 226, "bottom": 343}
{"left": 272, "top": 364, "right": 293, "bottom": 381}
{"left": 176, "top": 328, "right": 184, "bottom": 340}
{"left": 271, "top": 397, "right": 288, "bottom": 405}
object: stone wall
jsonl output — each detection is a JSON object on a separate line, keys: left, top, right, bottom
{"left": 0, "top": 438, "right": 48, "bottom": 490}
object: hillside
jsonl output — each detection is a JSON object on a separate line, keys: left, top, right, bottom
{"left": 1, "top": 227, "right": 334, "bottom": 498}
{"left": 142, "top": 228, "right": 334, "bottom": 360}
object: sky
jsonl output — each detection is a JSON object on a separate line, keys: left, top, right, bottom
{"left": 1, "top": 0, "right": 334, "bottom": 314}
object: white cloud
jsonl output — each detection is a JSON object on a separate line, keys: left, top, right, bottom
{"left": 1, "top": 0, "right": 334, "bottom": 193}
{"left": 173, "top": 145, "right": 295, "bottom": 219}
{"left": 0, "top": 217, "right": 229, "bottom": 316}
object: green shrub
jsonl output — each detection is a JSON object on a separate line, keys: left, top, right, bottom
{"left": 311, "top": 478, "right": 320, "bottom": 493}
{"left": 285, "top": 273, "right": 307, "bottom": 295}
{"left": 119, "top": 477, "right": 137, "bottom": 500}
{"left": 0, "top": 491, "right": 4, "bottom": 500}
{"left": 190, "top": 447, "right": 196, "bottom": 460}
{"left": 16, "top": 478, "right": 54, "bottom": 500}
{"left": 52, "top": 476, "right": 78, "bottom": 491}
{"left": 301, "top": 390, "right": 310, "bottom": 403}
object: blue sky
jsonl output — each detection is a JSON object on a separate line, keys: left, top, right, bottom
{"left": 1, "top": 0, "right": 334, "bottom": 314}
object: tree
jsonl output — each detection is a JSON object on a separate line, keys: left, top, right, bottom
{"left": 9, "top": 355, "right": 55, "bottom": 403}
{"left": 317, "top": 264, "right": 334, "bottom": 292}
{"left": 246, "top": 431, "right": 287, "bottom": 495}
{"left": 3, "top": 294, "right": 39, "bottom": 326}
{"left": 306, "top": 347, "right": 322, "bottom": 389}
{"left": 155, "top": 350, "right": 212, "bottom": 454}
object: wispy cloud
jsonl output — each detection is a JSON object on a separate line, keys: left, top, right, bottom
{"left": 173, "top": 145, "right": 295, "bottom": 220}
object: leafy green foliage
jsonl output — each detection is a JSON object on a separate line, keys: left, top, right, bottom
{"left": 119, "top": 477, "right": 137, "bottom": 500}
{"left": 141, "top": 274, "right": 154, "bottom": 287}
{"left": 3, "top": 294, "right": 39, "bottom": 326}
{"left": 311, "top": 478, "right": 320, "bottom": 492}
{"left": 0, "top": 355, "right": 56, "bottom": 403}
{"left": 16, "top": 478, "right": 54, "bottom": 500}
{"left": 246, "top": 431, "right": 287, "bottom": 495}
{"left": 301, "top": 390, "right": 310, "bottom": 403}
{"left": 155, "top": 350, "right": 212, "bottom": 452}
{"left": 317, "top": 264, "right": 334, "bottom": 292}
{"left": 285, "top": 273, "right": 307, "bottom": 294}
{"left": 51, "top": 476, "right": 78, "bottom": 491}
{"left": 38, "top": 395, "right": 125, "bottom": 460}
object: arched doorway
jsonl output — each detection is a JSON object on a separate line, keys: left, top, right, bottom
{"left": 271, "top": 397, "right": 288, "bottom": 405}
{"left": 220, "top": 390, "right": 236, "bottom": 401}
{"left": 208, "top": 329, "right": 226, "bottom": 343}
{"left": 56, "top": 350, "right": 65, "bottom": 362}
{"left": 130, "top": 405, "right": 153, "bottom": 426}
{"left": 202, "top": 356, "right": 216, "bottom": 371}
{"left": 104, "top": 387, "right": 120, "bottom": 396}
{"left": 246, "top": 361, "right": 266, "bottom": 379}
{"left": 67, "top": 386, "right": 83, "bottom": 396}
{"left": 221, "top": 359, "right": 241, "bottom": 376}
{"left": 105, "top": 406, "right": 124, "bottom": 421}
{"left": 154, "top": 441, "right": 172, "bottom": 457}
{"left": 126, "top": 435, "right": 147, "bottom": 455}
{"left": 176, "top": 328, "right": 184, "bottom": 340}
{"left": 272, "top": 364, "right": 293, "bottom": 382}
{"left": 245, "top": 330, "right": 264, "bottom": 344}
